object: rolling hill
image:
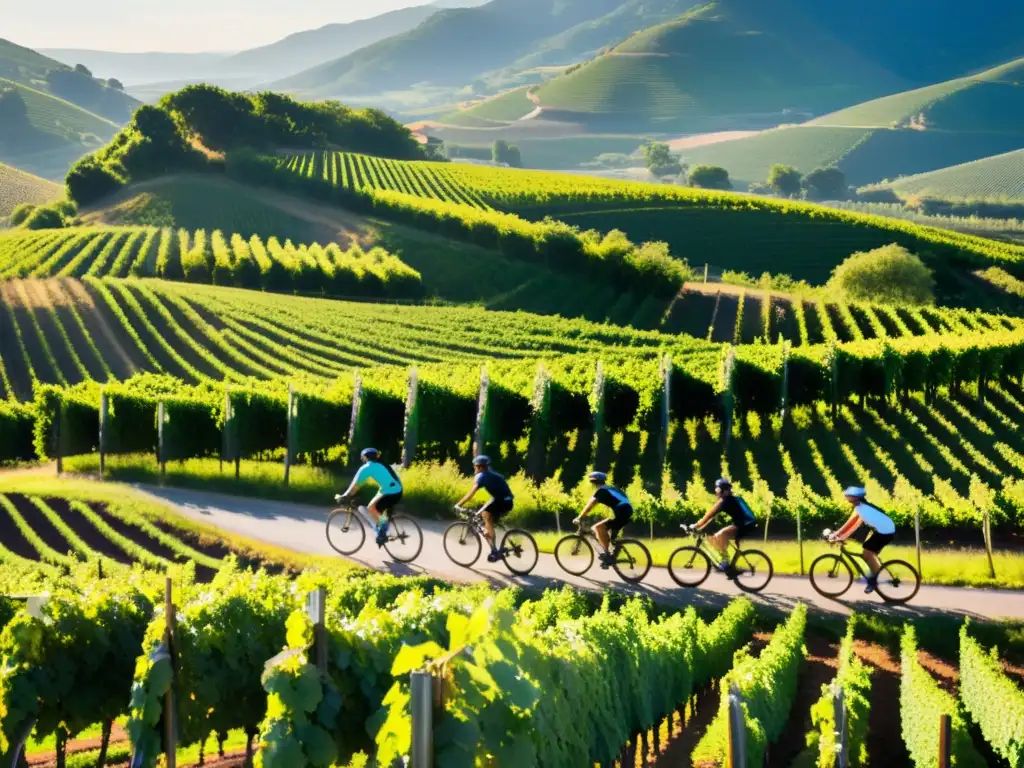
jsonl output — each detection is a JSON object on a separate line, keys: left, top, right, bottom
{"left": 0, "top": 163, "right": 62, "bottom": 218}
{"left": 865, "top": 148, "right": 1024, "bottom": 203}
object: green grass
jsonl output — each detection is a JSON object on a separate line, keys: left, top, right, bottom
{"left": 441, "top": 86, "right": 536, "bottom": 125}
{"left": 0, "top": 78, "right": 118, "bottom": 139}
{"left": 0, "top": 162, "right": 62, "bottom": 217}
{"left": 532, "top": 533, "right": 1024, "bottom": 589}
{"left": 870, "top": 148, "right": 1024, "bottom": 203}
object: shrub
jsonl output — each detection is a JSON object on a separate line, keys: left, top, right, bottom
{"left": 21, "top": 205, "right": 66, "bottom": 230}
{"left": 66, "top": 158, "right": 125, "bottom": 207}
{"left": 830, "top": 244, "right": 935, "bottom": 305}
{"left": 688, "top": 165, "right": 731, "bottom": 190}
{"left": 768, "top": 164, "right": 802, "bottom": 198}
{"left": 804, "top": 167, "right": 847, "bottom": 201}
{"left": 8, "top": 203, "right": 36, "bottom": 226}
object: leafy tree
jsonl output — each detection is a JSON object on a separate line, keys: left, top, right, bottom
{"left": 767, "top": 164, "right": 802, "bottom": 198}
{"left": 643, "top": 142, "right": 682, "bottom": 178}
{"left": 830, "top": 244, "right": 935, "bottom": 305}
{"left": 0, "top": 88, "right": 29, "bottom": 127}
{"left": 491, "top": 140, "right": 522, "bottom": 167}
{"left": 22, "top": 206, "right": 66, "bottom": 229}
{"left": 107, "top": 78, "right": 124, "bottom": 91}
{"left": 506, "top": 144, "right": 522, "bottom": 168}
{"left": 688, "top": 165, "right": 731, "bottom": 190}
{"left": 74, "top": 64, "right": 93, "bottom": 76}
{"left": 803, "top": 166, "right": 847, "bottom": 201}
{"left": 65, "top": 157, "right": 125, "bottom": 206}
{"left": 9, "top": 203, "right": 36, "bottom": 226}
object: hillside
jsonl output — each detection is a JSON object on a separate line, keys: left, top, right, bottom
{"left": 866, "top": 149, "right": 1024, "bottom": 203}
{"left": 0, "top": 162, "right": 62, "bottom": 218}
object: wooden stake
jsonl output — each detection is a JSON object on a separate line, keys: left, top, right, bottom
{"left": 937, "top": 714, "right": 951, "bottom": 768}
{"left": 164, "top": 578, "right": 176, "bottom": 768}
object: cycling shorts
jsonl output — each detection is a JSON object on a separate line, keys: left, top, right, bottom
{"left": 605, "top": 504, "right": 633, "bottom": 535}
{"left": 863, "top": 530, "right": 894, "bottom": 554}
{"left": 372, "top": 491, "right": 403, "bottom": 514}
{"left": 720, "top": 520, "right": 758, "bottom": 543}
{"left": 483, "top": 496, "right": 514, "bottom": 520}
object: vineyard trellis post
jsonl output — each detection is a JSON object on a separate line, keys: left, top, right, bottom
{"left": 983, "top": 506, "right": 996, "bottom": 580}
{"left": 833, "top": 685, "right": 848, "bottom": 768}
{"left": 527, "top": 365, "right": 551, "bottom": 483}
{"left": 99, "top": 389, "right": 108, "bottom": 475}
{"left": 306, "top": 587, "right": 327, "bottom": 674}
{"left": 938, "top": 714, "right": 951, "bottom": 768}
{"left": 727, "top": 683, "right": 746, "bottom": 768}
{"left": 157, "top": 402, "right": 166, "bottom": 479}
{"left": 591, "top": 360, "right": 606, "bottom": 470}
{"left": 657, "top": 354, "right": 672, "bottom": 541}
{"left": 473, "top": 365, "right": 488, "bottom": 457}
{"left": 54, "top": 399, "right": 63, "bottom": 475}
{"left": 284, "top": 384, "right": 294, "bottom": 487}
{"left": 164, "top": 578, "right": 177, "bottom": 768}
{"left": 348, "top": 373, "right": 363, "bottom": 468}
{"left": 797, "top": 501, "right": 805, "bottom": 575}
{"left": 829, "top": 340, "right": 840, "bottom": 420}
{"left": 721, "top": 346, "right": 736, "bottom": 457}
{"left": 402, "top": 367, "right": 419, "bottom": 469}
{"left": 409, "top": 670, "right": 434, "bottom": 768}
{"left": 780, "top": 341, "right": 790, "bottom": 421}
{"left": 914, "top": 504, "right": 922, "bottom": 578}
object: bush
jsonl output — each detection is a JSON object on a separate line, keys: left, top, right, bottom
{"left": 21, "top": 205, "right": 66, "bottom": 230}
{"left": 830, "top": 244, "right": 935, "bottom": 305}
{"left": 768, "top": 164, "right": 802, "bottom": 198}
{"left": 688, "top": 165, "right": 731, "bottom": 190}
{"left": 66, "top": 158, "right": 125, "bottom": 207}
{"left": 8, "top": 203, "right": 36, "bottom": 227}
{"left": 804, "top": 167, "right": 847, "bottom": 201}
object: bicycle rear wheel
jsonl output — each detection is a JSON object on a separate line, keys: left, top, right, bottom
{"left": 667, "top": 546, "right": 712, "bottom": 588}
{"left": 732, "top": 549, "right": 773, "bottom": 593}
{"left": 554, "top": 534, "right": 594, "bottom": 576}
{"left": 443, "top": 521, "right": 482, "bottom": 567}
{"left": 809, "top": 554, "right": 853, "bottom": 599}
{"left": 326, "top": 508, "right": 365, "bottom": 556}
{"left": 613, "top": 539, "right": 652, "bottom": 584}
{"left": 383, "top": 515, "right": 424, "bottom": 563}
{"left": 875, "top": 559, "right": 921, "bottom": 604}
{"left": 501, "top": 529, "right": 539, "bottom": 576}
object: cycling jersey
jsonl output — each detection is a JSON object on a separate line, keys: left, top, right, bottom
{"left": 592, "top": 485, "right": 631, "bottom": 511}
{"left": 719, "top": 495, "right": 756, "bottom": 527}
{"left": 476, "top": 470, "right": 513, "bottom": 502}
{"left": 353, "top": 461, "right": 403, "bottom": 494}
{"left": 854, "top": 502, "right": 895, "bottom": 535}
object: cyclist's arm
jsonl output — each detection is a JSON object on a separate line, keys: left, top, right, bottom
{"left": 833, "top": 513, "right": 863, "bottom": 541}
{"left": 695, "top": 499, "right": 725, "bottom": 531}
{"left": 340, "top": 465, "right": 369, "bottom": 498}
{"left": 455, "top": 483, "right": 481, "bottom": 508}
{"left": 573, "top": 497, "right": 599, "bottom": 523}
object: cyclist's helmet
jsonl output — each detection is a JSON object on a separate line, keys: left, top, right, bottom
{"left": 844, "top": 486, "right": 866, "bottom": 499}
{"left": 714, "top": 477, "right": 732, "bottom": 490}
{"left": 472, "top": 455, "right": 491, "bottom": 467}
{"left": 588, "top": 471, "right": 608, "bottom": 483}
{"left": 360, "top": 447, "right": 380, "bottom": 460}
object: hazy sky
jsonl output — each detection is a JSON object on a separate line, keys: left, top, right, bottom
{"left": 7, "top": 0, "right": 436, "bottom": 53}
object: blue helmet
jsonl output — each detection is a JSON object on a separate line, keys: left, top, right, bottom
{"left": 588, "top": 471, "right": 608, "bottom": 483}
{"left": 360, "top": 447, "right": 380, "bottom": 460}
{"left": 715, "top": 477, "right": 732, "bottom": 490}
{"left": 473, "top": 455, "right": 491, "bottom": 467}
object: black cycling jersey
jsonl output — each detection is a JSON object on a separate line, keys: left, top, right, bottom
{"left": 475, "top": 470, "right": 513, "bottom": 502}
{"left": 593, "top": 486, "right": 631, "bottom": 511}
{"left": 719, "top": 495, "right": 756, "bottom": 527}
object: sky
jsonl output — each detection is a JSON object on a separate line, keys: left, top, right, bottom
{"left": 6, "top": 0, "right": 437, "bottom": 53}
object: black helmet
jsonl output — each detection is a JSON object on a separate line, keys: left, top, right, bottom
{"left": 360, "top": 447, "right": 379, "bottom": 460}
{"left": 588, "top": 471, "right": 608, "bottom": 483}
{"left": 714, "top": 477, "right": 732, "bottom": 490}
{"left": 473, "top": 455, "right": 491, "bottom": 467}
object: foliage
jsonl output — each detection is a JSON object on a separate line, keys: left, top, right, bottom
{"left": 958, "top": 621, "right": 1024, "bottom": 766}
{"left": 831, "top": 244, "right": 936, "bottom": 305}
{"left": 644, "top": 142, "right": 683, "bottom": 178}
{"left": 768, "top": 164, "right": 803, "bottom": 198}
{"left": 804, "top": 167, "right": 847, "bottom": 201}
{"left": 689, "top": 165, "right": 732, "bottom": 190}
{"left": 807, "top": 620, "right": 872, "bottom": 767}
{"left": 492, "top": 140, "right": 522, "bottom": 168}
{"left": 0, "top": 401, "right": 35, "bottom": 463}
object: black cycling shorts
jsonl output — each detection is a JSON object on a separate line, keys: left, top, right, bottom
{"left": 373, "top": 491, "right": 403, "bottom": 514}
{"left": 863, "top": 531, "right": 894, "bottom": 554}
{"left": 483, "top": 496, "right": 514, "bottom": 520}
{"left": 605, "top": 504, "right": 633, "bottom": 535}
{"left": 720, "top": 520, "right": 758, "bottom": 543}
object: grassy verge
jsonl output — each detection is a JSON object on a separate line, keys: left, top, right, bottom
{"left": 531, "top": 532, "right": 1024, "bottom": 589}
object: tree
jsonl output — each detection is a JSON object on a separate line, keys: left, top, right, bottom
{"left": 767, "top": 164, "right": 802, "bottom": 198}
{"left": 107, "top": 78, "right": 124, "bottom": 91}
{"left": 506, "top": 144, "right": 522, "bottom": 168}
{"left": 65, "top": 157, "right": 124, "bottom": 206}
{"left": 491, "top": 140, "right": 522, "bottom": 167}
{"left": 0, "top": 88, "right": 29, "bottom": 126}
{"left": 803, "top": 166, "right": 846, "bottom": 201}
{"left": 74, "top": 64, "right": 93, "bottom": 76}
{"left": 643, "top": 142, "right": 682, "bottom": 178}
{"left": 830, "top": 244, "right": 935, "bottom": 305}
{"left": 688, "top": 165, "right": 731, "bottom": 190}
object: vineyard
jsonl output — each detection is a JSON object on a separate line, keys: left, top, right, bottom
{"left": 0, "top": 227, "right": 423, "bottom": 298}
{"left": 868, "top": 148, "right": 1024, "bottom": 203}
{"left": 1, "top": 494, "right": 1021, "bottom": 768}
{"left": 0, "top": 163, "right": 62, "bottom": 218}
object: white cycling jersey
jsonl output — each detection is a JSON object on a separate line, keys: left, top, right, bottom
{"left": 854, "top": 502, "right": 895, "bottom": 535}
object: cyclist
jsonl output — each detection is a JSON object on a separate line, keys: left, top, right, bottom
{"left": 335, "top": 447, "right": 403, "bottom": 547}
{"left": 573, "top": 471, "right": 633, "bottom": 569}
{"left": 691, "top": 478, "right": 757, "bottom": 574}
{"left": 829, "top": 486, "right": 896, "bottom": 594}
{"left": 454, "top": 455, "right": 514, "bottom": 563}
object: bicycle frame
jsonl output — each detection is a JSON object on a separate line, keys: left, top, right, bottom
{"left": 830, "top": 541, "right": 875, "bottom": 579}
{"left": 690, "top": 529, "right": 747, "bottom": 568}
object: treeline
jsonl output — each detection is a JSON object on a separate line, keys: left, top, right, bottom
{"left": 66, "top": 85, "right": 426, "bottom": 206}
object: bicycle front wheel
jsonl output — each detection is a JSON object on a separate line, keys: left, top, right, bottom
{"left": 443, "top": 521, "right": 482, "bottom": 567}
{"left": 613, "top": 539, "right": 652, "bottom": 584}
{"left": 733, "top": 549, "right": 773, "bottom": 593}
{"left": 875, "top": 559, "right": 921, "bottom": 605}
{"left": 554, "top": 534, "right": 594, "bottom": 576}
{"left": 383, "top": 515, "right": 424, "bottom": 563}
{"left": 809, "top": 554, "right": 853, "bottom": 599}
{"left": 501, "top": 529, "right": 539, "bottom": 576}
{"left": 667, "top": 546, "right": 712, "bottom": 588}
{"left": 326, "top": 508, "right": 365, "bottom": 556}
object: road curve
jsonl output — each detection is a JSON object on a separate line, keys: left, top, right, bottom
{"left": 140, "top": 484, "right": 1024, "bottom": 621}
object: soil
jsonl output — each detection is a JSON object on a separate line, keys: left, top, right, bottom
{"left": 0, "top": 299, "right": 33, "bottom": 400}
{"left": 7, "top": 494, "right": 73, "bottom": 556}
{"left": 852, "top": 640, "right": 912, "bottom": 766}
{"left": 122, "top": 284, "right": 222, "bottom": 379}
{"left": 708, "top": 291, "right": 739, "bottom": 344}
{"left": 63, "top": 280, "right": 142, "bottom": 380}
{"left": 41, "top": 280, "right": 110, "bottom": 381}
{"left": 0, "top": 496, "right": 43, "bottom": 560}
{"left": 916, "top": 649, "right": 959, "bottom": 694}
{"left": 23, "top": 281, "right": 85, "bottom": 386}
{"left": 767, "top": 632, "right": 840, "bottom": 767}
{"left": 5, "top": 284, "right": 60, "bottom": 383}
{"left": 26, "top": 725, "right": 128, "bottom": 766}
{"left": 150, "top": 520, "right": 233, "bottom": 560}
{"left": 45, "top": 497, "right": 136, "bottom": 565}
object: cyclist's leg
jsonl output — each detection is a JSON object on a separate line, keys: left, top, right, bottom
{"left": 861, "top": 532, "right": 892, "bottom": 579}
{"left": 709, "top": 525, "right": 737, "bottom": 567}
{"left": 593, "top": 518, "right": 613, "bottom": 553}
{"left": 372, "top": 492, "right": 403, "bottom": 541}
{"left": 366, "top": 493, "right": 384, "bottom": 526}
{"left": 481, "top": 498, "right": 501, "bottom": 552}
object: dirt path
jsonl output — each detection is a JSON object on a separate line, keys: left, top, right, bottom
{"left": 853, "top": 641, "right": 912, "bottom": 766}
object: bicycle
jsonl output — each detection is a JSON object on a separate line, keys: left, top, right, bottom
{"left": 554, "top": 520, "right": 652, "bottom": 584}
{"left": 443, "top": 506, "right": 539, "bottom": 576}
{"left": 667, "top": 524, "right": 774, "bottom": 593}
{"left": 326, "top": 496, "right": 424, "bottom": 563}
{"left": 809, "top": 529, "right": 920, "bottom": 604}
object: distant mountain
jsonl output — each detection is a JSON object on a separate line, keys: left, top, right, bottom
{"left": 39, "top": 50, "right": 229, "bottom": 86}
{"left": 270, "top": 0, "right": 631, "bottom": 98}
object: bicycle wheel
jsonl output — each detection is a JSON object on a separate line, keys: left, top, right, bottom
{"left": 326, "top": 508, "right": 365, "bottom": 556}
{"left": 443, "top": 521, "right": 482, "bottom": 567}
{"left": 732, "top": 549, "right": 773, "bottom": 593}
{"left": 501, "top": 529, "right": 539, "bottom": 576}
{"left": 613, "top": 539, "right": 652, "bottom": 584}
{"left": 667, "top": 546, "right": 712, "bottom": 588}
{"left": 554, "top": 534, "right": 594, "bottom": 576}
{"left": 809, "top": 554, "right": 853, "bottom": 599}
{"left": 383, "top": 515, "right": 424, "bottom": 563}
{"left": 875, "top": 560, "right": 921, "bottom": 605}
